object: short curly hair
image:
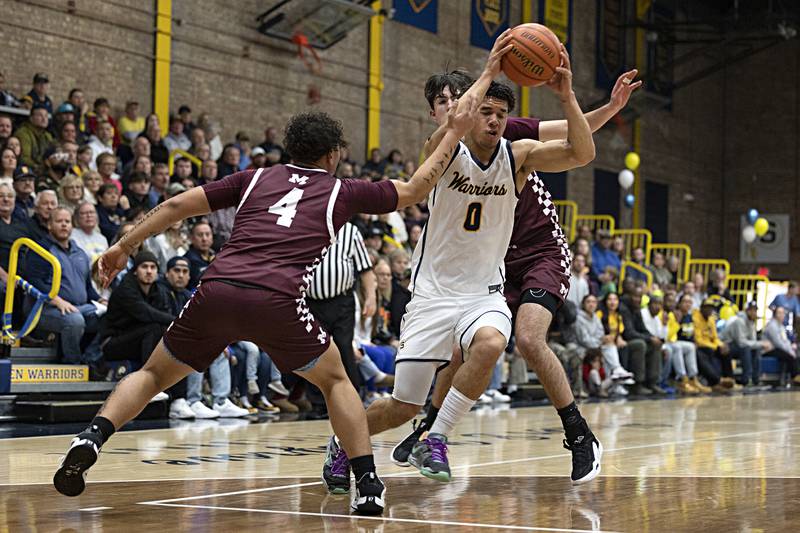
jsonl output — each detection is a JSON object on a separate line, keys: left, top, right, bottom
{"left": 283, "top": 112, "right": 345, "bottom": 164}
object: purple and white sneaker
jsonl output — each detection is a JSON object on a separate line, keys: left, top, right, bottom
{"left": 408, "top": 432, "right": 451, "bottom": 482}
{"left": 322, "top": 435, "right": 351, "bottom": 494}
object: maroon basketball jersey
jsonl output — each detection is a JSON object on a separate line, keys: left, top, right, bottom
{"left": 503, "top": 118, "right": 570, "bottom": 272}
{"left": 201, "top": 164, "right": 398, "bottom": 297}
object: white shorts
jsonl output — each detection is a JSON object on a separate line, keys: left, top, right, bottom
{"left": 392, "top": 293, "right": 512, "bottom": 405}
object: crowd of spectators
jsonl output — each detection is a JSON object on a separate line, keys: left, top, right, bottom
{"left": 1, "top": 71, "right": 798, "bottom": 421}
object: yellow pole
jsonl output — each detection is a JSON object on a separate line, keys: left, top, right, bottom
{"left": 154, "top": 0, "right": 172, "bottom": 134}
{"left": 520, "top": 0, "right": 532, "bottom": 118}
{"left": 632, "top": 0, "right": 650, "bottom": 229}
{"left": 367, "top": 1, "right": 384, "bottom": 157}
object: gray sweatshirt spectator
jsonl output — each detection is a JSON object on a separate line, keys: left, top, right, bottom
{"left": 763, "top": 311, "right": 796, "bottom": 355}
{"left": 721, "top": 311, "right": 762, "bottom": 350}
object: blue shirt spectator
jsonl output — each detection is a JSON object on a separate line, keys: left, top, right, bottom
{"left": 591, "top": 229, "right": 620, "bottom": 279}
{"left": 27, "top": 207, "right": 101, "bottom": 363}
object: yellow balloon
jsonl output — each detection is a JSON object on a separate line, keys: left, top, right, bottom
{"left": 625, "top": 152, "right": 640, "bottom": 171}
{"left": 754, "top": 217, "right": 769, "bottom": 236}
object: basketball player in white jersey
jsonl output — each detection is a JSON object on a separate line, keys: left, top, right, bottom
{"left": 322, "top": 33, "right": 595, "bottom": 489}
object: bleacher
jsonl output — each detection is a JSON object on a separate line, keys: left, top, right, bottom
{"left": 554, "top": 199, "right": 787, "bottom": 383}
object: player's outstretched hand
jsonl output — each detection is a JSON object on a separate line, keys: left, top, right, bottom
{"left": 447, "top": 94, "right": 478, "bottom": 137}
{"left": 484, "top": 29, "right": 514, "bottom": 79}
{"left": 610, "top": 68, "right": 643, "bottom": 112}
{"left": 97, "top": 243, "right": 129, "bottom": 289}
{"left": 545, "top": 44, "right": 573, "bottom": 100}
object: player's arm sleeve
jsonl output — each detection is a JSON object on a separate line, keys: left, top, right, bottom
{"left": 201, "top": 170, "right": 255, "bottom": 211}
{"left": 333, "top": 179, "right": 399, "bottom": 227}
{"left": 504, "top": 117, "right": 541, "bottom": 142}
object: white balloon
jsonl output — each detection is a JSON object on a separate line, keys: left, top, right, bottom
{"left": 618, "top": 169, "right": 635, "bottom": 189}
{"left": 742, "top": 225, "right": 757, "bottom": 243}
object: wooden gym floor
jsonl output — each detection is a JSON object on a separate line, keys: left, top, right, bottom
{"left": 2, "top": 391, "right": 799, "bottom": 532}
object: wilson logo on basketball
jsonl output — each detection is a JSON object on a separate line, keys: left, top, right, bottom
{"left": 510, "top": 47, "right": 545, "bottom": 76}
{"left": 520, "top": 31, "right": 557, "bottom": 59}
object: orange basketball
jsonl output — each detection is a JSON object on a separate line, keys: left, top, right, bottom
{"left": 501, "top": 23, "right": 562, "bottom": 87}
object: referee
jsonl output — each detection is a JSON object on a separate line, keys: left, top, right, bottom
{"left": 307, "top": 221, "right": 376, "bottom": 389}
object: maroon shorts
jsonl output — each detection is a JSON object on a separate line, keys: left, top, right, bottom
{"left": 162, "top": 280, "right": 330, "bottom": 373}
{"left": 505, "top": 252, "right": 570, "bottom": 319}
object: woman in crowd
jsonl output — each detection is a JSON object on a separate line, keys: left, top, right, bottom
{"left": 0, "top": 147, "right": 17, "bottom": 185}
{"left": 146, "top": 219, "right": 189, "bottom": 272}
{"left": 216, "top": 143, "right": 241, "bottom": 179}
{"left": 648, "top": 252, "right": 672, "bottom": 287}
{"left": 57, "top": 174, "right": 85, "bottom": 213}
{"left": 82, "top": 170, "right": 102, "bottom": 204}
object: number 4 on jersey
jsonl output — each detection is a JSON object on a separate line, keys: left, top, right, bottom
{"left": 269, "top": 187, "right": 305, "bottom": 227}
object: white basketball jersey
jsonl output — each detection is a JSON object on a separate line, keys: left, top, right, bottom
{"left": 409, "top": 138, "right": 518, "bottom": 298}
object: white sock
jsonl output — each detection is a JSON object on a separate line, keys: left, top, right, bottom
{"left": 507, "top": 384, "right": 518, "bottom": 393}
{"left": 429, "top": 387, "right": 475, "bottom": 437}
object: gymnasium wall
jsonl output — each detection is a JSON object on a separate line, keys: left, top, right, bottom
{"left": 1, "top": 0, "right": 797, "bottom": 277}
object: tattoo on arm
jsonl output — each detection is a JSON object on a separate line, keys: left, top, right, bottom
{"left": 118, "top": 204, "right": 163, "bottom": 252}
{"left": 422, "top": 147, "right": 452, "bottom": 185}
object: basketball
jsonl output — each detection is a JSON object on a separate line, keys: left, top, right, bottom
{"left": 501, "top": 23, "right": 562, "bottom": 87}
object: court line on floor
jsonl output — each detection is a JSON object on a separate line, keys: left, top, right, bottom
{"left": 144, "top": 502, "right": 620, "bottom": 533}
{"left": 139, "top": 424, "right": 800, "bottom": 505}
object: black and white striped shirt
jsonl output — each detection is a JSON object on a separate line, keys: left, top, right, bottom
{"left": 308, "top": 222, "right": 372, "bottom": 300}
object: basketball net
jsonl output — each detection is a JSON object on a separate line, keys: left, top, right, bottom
{"left": 292, "top": 32, "right": 322, "bottom": 105}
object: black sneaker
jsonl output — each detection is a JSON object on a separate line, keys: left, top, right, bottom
{"left": 408, "top": 433, "right": 451, "bottom": 482}
{"left": 350, "top": 472, "right": 385, "bottom": 515}
{"left": 53, "top": 434, "right": 101, "bottom": 496}
{"left": 391, "top": 418, "right": 429, "bottom": 466}
{"left": 321, "top": 436, "right": 351, "bottom": 494}
{"left": 563, "top": 432, "right": 603, "bottom": 484}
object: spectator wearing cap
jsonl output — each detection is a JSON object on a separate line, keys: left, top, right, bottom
{"left": 36, "top": 146, "right": 70, "bottom": 192}
{"left": 769, "top": 281, "right": 800, "bottom": 340}
{"left": 235, "top": 131, "right": 252, "bottom": 170}
{"left": 0, "top": 114, "right": 13, "bottom": 145}
{"left": 184, "top": 221, "right": 215, "bottom": 289}
{"left": 163, "top": 114, "right": 191, "bottom": 153}
{"left": 118, "top": 101, "right": 145, "bottom": 145}
{"left": 249, "top": 146, "right": 267, "bottom": 169}
{"left": 178, "top": 105, "right": 195, "bottom": 137}
{"left": 364, "top": 225, "right": 384, "bottom": 254}
{"left": 693, "top": 298, "right": 740, "bottom": 391}
{"left": 259, "top": 126, "right": 287, "bottom": 164}
{"left": 762, "top": 306, "right": 800, "bottom": 386}
{"left": 591, "top": 228, "right": 620, "bottom": 281}
{"left": 96, "top": 183, "right": 126, "bottom": 243}
{"left": 27, "top": 206, "right": 103, "bottom": 363}
{"left": 0, "top": 182, "right": 32, "bottom": 284}
{"left": 70, "top": 201, "right": 108, "bottom": 264}
{"left": 88, "top": 121, "right": 115, "bottom": 171}
{"left": 12, "top": 169, "right": 36, "bottom": 222}
{"left": 124, "top": 172, "right": 155, "bottom": 214}
{"left": 720, "top": 301, "right": 771, "bottom": 388}
{"left": 27, "top": 73, "right": 53, "bottom": 115}
{"left": 99, "top": 250, "right": 173, "bottom": 364}
{"left": 1, "top": 146, "right": 16, "bottom": 185}
{"left": 0, "top": 72, "right": 19, "bottom": 108}
{"left": 51, "top": 103, "right": 76, "bottom": 139}
{"left": 18, "top": 95, "right": 33, "bottom": 111}
{"left": 86, "top": 98, "right": 121, "bottom": 148}
{"left": 16, "top": 106, "right": 54, "bottom": 175}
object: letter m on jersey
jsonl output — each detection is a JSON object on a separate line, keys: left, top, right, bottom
{"left": 289, "top": 174, "right": 309, "bottom": 185}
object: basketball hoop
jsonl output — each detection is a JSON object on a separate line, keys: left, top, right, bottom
{"left": 292, "top": 32, "right": 322, "bottom": 75}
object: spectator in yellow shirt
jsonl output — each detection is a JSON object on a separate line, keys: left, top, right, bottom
{"left": 118, "top": 101, "right": 145, "bottom": 145}
{"left": 693, "top": 298, "right": 740, "bottom": 391}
